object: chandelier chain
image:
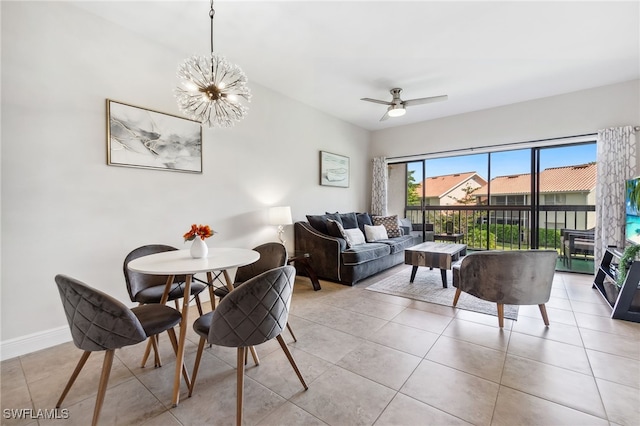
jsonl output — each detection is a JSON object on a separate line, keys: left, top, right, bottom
{"left": 209, "top": 0, "right": 215, "bottom": 56}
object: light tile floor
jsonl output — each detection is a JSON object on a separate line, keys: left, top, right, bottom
{"left": 2, "top": 265, "right": 639, "bottom": 425}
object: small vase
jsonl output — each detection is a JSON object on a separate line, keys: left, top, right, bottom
{"left": 190, "top": 238, "right": 208, "bottom": 259}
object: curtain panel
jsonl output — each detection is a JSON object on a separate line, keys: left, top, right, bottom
{"left": 371, "top": 157, "right": 388, "bottom": 216}
{"left": 595, "top": 126, "right": 637, "bottom": 268}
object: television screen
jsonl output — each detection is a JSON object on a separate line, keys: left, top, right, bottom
{"left": 626, "top": 177, "right": 640, "bottom": 245}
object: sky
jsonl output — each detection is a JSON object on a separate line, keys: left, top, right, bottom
{"left": 408, "top": 143, "right": 597, "bottom": 181}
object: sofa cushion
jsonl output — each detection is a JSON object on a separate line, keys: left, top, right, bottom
{"left": 307, "top": 213, "right": 342, "bottom": 235}
{"left": 326, "top": 218, "right": 345, "bottom": 238}
{"left": 376, "top": 235, "right": 418, "bottom": 254}
{"left": 356, "top": 213, "right": 373, "bottom": 233}
{"left": 372, "top": 215, "right": 401, "bottom": 238}
{"left": 342, "top": 243, "right": 391, "bottom": 265}
{"left": 365, "top": 224, "right": 388, "bottom": 242}
{"left": 326, "top": 212, "right": 358, "bottom": 229}
{"left": 344, "top": 228, "right": 366, "bottom": 247}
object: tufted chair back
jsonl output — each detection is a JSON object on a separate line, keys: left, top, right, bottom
{"left": 233, "top": 242, "right": 288, "bottom": 285}
{"left": 123, "top": 244, "right": 186, "bottom": 302}
{"left": 55, "top": 274, "right": 146, "bottom": 352}
{"left": 209, "top": 265, "right": 295, "bottom": 348}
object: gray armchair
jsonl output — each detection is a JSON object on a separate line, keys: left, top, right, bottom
{"left": 452, "top": 250, "right": 557, "bottom": 328}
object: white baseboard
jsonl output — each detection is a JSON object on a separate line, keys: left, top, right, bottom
{"left": 0, "top": 296, "right": 210, "bottom": 361}
{"left": 1, "top": 326, "right": 72, "bottom": 361}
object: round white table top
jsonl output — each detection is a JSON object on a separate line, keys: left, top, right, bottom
{"left": 127, "top": 247, "right": 260, "bottom": 275}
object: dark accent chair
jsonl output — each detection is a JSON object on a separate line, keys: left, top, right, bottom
{"left": 452, "top": 250, "right": 558, "bottom": 328}
{"left": 189, "top": 266, "right": 308, "bottom": 426}
{"left": 124, "top": 244, "right": 207, "bottom": 367}
{"left": 54, "top": 274, "right": 185, "bottom": 426}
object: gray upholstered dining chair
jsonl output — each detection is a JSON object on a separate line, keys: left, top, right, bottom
{"left": 212, "top": 241, "right": 297, "bottom": 341}
{"left": 54, "top": 274, "right": 185, "bottom": 426}
{"left": 124, "top": 244, "right": 207, "bottom": 367}
{"left": 452, "top": 250, "right": 558, "bottom": 328}
{"left": 189, "top": 266, "right": 308, "bottom": 426}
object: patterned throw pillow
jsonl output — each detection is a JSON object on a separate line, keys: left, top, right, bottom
{"left": 372, "top": 215, "right": 401, "bottom": 238}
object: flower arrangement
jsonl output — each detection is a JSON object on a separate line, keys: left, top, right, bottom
{"left": 183, "top": 224, "right": 215, "bottom": 242}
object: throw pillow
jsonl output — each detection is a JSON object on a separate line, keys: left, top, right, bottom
{"left": 326, "top": 212, "right": 358, "bottom": 229}
{"left": 364, "top": 224, "right": 388, "bottom": 242}
{"left": 326, "top": 218, "right": 346, "bottom": 238}
{"left": 343, "top": 227, "right": 366, "bottom": 247}
{"left": 372, "top": 215, "right": 401, "bottom": 238}
{"left": 356, "top": 212, "right": 373, "bottom": 233}
{"left": 306, "top": 214, "right": 343, "bottom": 235}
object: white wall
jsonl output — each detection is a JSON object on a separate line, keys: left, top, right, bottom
{"left": 0, "top": 2, "right": 370, "bottom": 358}
{"left": 371, "top": 79, "right": 640, "bottom": 161}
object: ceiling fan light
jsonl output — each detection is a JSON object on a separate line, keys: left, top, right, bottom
{"left": 387, "top": 107, "right": 406, "bottom": 117}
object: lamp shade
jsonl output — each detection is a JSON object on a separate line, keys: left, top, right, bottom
{"left": 268, "top": 206, "right": 293, "bottom": 226}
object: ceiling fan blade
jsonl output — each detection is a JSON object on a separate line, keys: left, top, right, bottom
{"left": 380, "top": 111, "right": 390, "bottom": 121}
{"left": 361, "top": 97, "right": 392, "bottom": 106}
{"left": 403, "top": 95, "right": 448, "bottom": 107}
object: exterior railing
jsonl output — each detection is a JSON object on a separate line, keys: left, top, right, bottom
{"left": 405, "top": 204, "right": 595, "bottom": 254}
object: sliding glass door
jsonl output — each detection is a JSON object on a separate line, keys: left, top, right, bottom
{"left": 392, "top": 141, "right": 597, "bottom": 273}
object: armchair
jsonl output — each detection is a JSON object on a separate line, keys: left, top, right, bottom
{"left": 452, "top": 250, "right": 557, "bottom": 328}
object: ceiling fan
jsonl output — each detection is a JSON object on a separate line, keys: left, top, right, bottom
{"left": 361, "top": 88, "right": 448, "bottom": 121}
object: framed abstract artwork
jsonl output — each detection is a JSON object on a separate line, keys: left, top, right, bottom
{"left": 320, "top": 151, "right": 349, "bottom": 187}
{"left": 107, "top": 99, "right": 202, "bottom": 173}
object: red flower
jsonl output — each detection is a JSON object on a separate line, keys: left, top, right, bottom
{"left": 184, "top": 224, "right": 215, "bottom": 241}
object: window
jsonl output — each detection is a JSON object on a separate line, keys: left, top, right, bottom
{"left": 544, "top": 194, "right": 566, "bottom": 205}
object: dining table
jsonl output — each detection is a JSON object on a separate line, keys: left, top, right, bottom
{"left": 127, "top": 247, "right": 260, "bottom": 407}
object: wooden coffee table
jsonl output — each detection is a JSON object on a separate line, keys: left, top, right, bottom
{"left": 404, "top": 242, "right": 467, "bottom": 288}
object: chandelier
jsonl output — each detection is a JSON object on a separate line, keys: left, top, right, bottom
{"left": 175, "top": 1, "right": 251, "bottom": 128}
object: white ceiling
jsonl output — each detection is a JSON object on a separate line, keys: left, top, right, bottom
{"left": 72, "top": 0, "right": 640, "bottom": 131}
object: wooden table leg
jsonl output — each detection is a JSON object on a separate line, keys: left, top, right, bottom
{"left": 171, "top": 274, "right": 191, "bottom": 407}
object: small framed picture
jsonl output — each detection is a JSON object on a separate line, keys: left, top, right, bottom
{"left": 320, "top": 151, "right": 349, "bottom": 188}
{"left": 107, "top": 99, "right": 202, "bottom": 173}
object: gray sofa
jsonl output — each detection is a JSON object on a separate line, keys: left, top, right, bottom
{"left": 294, "top": 213, "right": 422, "bottom": 286}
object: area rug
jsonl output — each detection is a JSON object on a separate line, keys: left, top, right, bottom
{"left": 366, "top": 266, "right": 518, "bottom": 320}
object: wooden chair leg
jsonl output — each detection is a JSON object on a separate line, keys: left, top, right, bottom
{"left": 286, "top": 322, "right": 297, "bottom": 342}
{"left": 56, "top": 351, "right": 91, "bottom": 408}
{"left": 276, "top": 335, "right": 308, "bottom": 390}
{"left": 188, "top": 336, "right": 207, "bottom": 397}
{"left": 236, "top": 347, "right": 246, "bottom": 426}
{"left": 497, "top": 303, "right": 504, "bottom": 328}
{"left": 92, "top": 349, "right": 115, "bottom": 426}
{"left": 539, "top": 303, "right": 550, "bottom": 326}
{"left": 151, "top": 335, "right": 161, "bottom": 367}
{"left": 453, "top": 288, "right": 462, "bottom": 306}
{"left": 174, "top": 299, "right": 180, "bottom": 311}
{"left": 166, "top": 328, "right": 191, "bottom": 390}
{"left": 141, "top": 339, "right": 153, "bottom": 367}
{"left": 249, "top": 346, "right": 260, "bottom": 365}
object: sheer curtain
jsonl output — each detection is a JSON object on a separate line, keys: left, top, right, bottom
{"left": 595, "top": 126, "right": 637, "bottom": 268}
{"left": 371, "top": 157, "right": 387, "bottom": 216}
